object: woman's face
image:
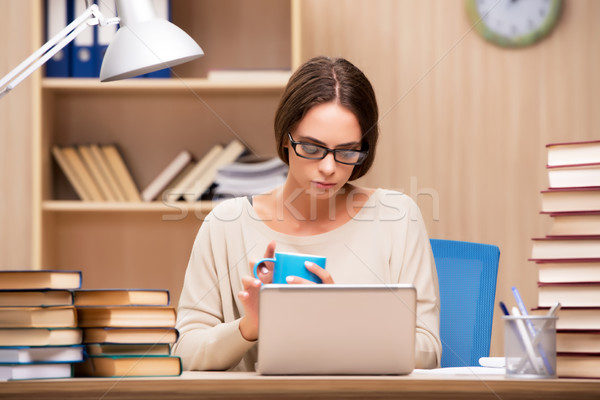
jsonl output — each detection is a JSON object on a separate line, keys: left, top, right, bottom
{"left": 286, "top": 101, "right": 362, "bottom": 200}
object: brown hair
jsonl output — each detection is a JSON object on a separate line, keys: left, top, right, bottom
{"left": 274, "top": 56, "right": 379, "bottom": 181}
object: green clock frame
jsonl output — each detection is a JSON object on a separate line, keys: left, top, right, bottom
{"left": 465, "top": 0, "right": 562, "bottom": 48}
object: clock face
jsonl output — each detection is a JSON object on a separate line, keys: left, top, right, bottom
{"left": 466, "top": 0, "right": 562, "bottom": 47}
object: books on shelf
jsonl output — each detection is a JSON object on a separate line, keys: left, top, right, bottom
{"left": 538, "top": 282, "right": 600, "bottom": 307}
{"left": 74, "top": 289, "right": 170, "bottom": 307}
{"left": 0, "top": 270, "right": 81, "bottom": 290}
{"left": 141, "top": 150, "right": 194, "bottom": 202}
{"left": 0, "top": 328, "right": 82, "bottom": 347}
{"left": 183, "top": 140, "right": 247, "bottom": 202}
{"left": 213, "top": 156, "right": 288, "bottom": 199}
{"left": 546, "top": 140, "right": 600, "bottom": 167}
{"left": 61, "top": 146, "right": 106, "bottom": 201}
{"left": 78, "top": 144, "right": 118, "bottom": 201}
{"left": 0, "top": 290, "right": 73, "bottom": 307}
{"left": 89, "top": 143, "right": 127, "bottom": 201}
{"left": 536, "top": 260, "right": 600, "bottom": 283}
{"left": 540, "top": 187, "right": 600, "bottom": 213}
{"left": 0, "top": 307, "right": 77, "bottom": 328}
{"left": 74, "top": 354, "right": 182, "bottom": 377}
{"left": 53, "top": 144, "right": 142, "bottom": 202}
{"left": 77, "top": 306, "right": 176, "bottom": 328}
{"left": 101, "top": 144, "right": 142, "bottom": 202}
{"left": 52, "top": 146, "right": 93, "bottom": 201}
{"left": 82, "top": 327, "right": 179, "bottom": 344}
{"left": 547, "top": 163, "right": 600, "bottom": 189}
{"left": 164, "top": 144, "right": 223, "bottom": 202}
{"left": 0, "top": 345, "right": 85, "bottom": 364}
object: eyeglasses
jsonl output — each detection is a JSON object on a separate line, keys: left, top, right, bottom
{"left": 287, "top": 132, "right": 369, "bottom": 165}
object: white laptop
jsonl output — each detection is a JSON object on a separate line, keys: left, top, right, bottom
{"left": 256, "top": 284, "right": 416, "bottom": 375}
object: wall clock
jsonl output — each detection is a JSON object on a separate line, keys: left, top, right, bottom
{"left": 465, "top": 0, "right": 562, "bottom": 47}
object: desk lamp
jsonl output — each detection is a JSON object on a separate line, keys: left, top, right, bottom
{"left": 0, "top": 0, "right": 204, "bottom": 98}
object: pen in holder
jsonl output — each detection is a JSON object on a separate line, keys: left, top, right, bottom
{"left": 503, "top": 312, "right": 558, "bottom": 379}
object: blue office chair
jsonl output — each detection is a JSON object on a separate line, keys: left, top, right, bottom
{"left": 430, "top": 239, "right": 500, "bottom": 368}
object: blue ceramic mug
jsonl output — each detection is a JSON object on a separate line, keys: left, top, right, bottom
{"left": 253, "top": 252, "right": 326, "bottom": 284}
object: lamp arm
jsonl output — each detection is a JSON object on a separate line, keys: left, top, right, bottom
{"left": 0, "top": 4, "right": 119, "bottom": 99}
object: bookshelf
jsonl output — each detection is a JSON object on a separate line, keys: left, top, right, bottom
{"left": 36, "top": 0, "right": 298, "bottom": 306}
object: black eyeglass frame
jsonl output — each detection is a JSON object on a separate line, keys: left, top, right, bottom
{"left": 287, "top": 132, "right": 369, "bottom": 166}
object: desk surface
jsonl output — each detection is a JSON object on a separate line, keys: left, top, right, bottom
{"left": 2, "top": 371, "right": 600, "bottom": 400}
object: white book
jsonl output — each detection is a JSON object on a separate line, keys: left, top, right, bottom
{"left": 0, "top": 345, "right": 84, "bottom": 363}
{"left": 0, "top": 363, "right": 73, "bottom": 380}
{"left": 141, "top": 150, "right": 193, "bottom": 202}
{"left": 165, "top": 144, "right": 223, "bottom": 201}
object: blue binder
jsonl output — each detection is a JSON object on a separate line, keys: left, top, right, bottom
{"left": 70, "top": 0, "right": 96, "bottom": 77}
{"left": 45, "top": 0, "right": 72, "bottom": 77}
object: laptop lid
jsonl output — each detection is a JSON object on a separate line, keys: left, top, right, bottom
{"left": 256, "top": 284, "right": 416, "bottom": 375}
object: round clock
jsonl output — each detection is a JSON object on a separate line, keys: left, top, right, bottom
{"left": 465, "top": 0, "right": 562, "bottom": 47}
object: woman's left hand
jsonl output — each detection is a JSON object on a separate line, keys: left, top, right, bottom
{"left": 286, "top": 261, "right": 334, "bottom": 284}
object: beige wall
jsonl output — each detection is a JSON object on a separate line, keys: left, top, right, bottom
{"left": 0, "top": 0, "right": 38, "bottom": 269}
{"left": 297, "top": 0, "right": 599, "bottom": 355}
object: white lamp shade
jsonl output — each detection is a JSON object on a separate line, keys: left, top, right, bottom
{"left": 99, "top": 7, "right": 203, "bottom": 82}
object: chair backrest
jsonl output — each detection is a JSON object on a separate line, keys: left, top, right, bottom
{"left": 430, "top": 239, "right": 500, "bottom": 368}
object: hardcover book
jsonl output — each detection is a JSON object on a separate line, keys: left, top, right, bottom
{"left": 0, "top": 270, "right": 81, "bottom": 290}
{"left": 546, "top": 140, "right": 600, "bottom": 167}
{"left": 0, "top": 345, "right": 85, "bottom": 364}
{"left": 0, "top": 307, "right": 77, "bottom": 328}
{"left": 0, "top": 363, "right": 73, "bottom": 381}
{"left": 74, "top": 355, "right": 182, "bottom": 377}
{"left": 540, "top": 187, "right": 600, "bottom": 213}
{"left": 0, "top": 290, "right": 73, "bottom": 307}
{"left": 73, "top": 289, "right": 170, "bottom": 307}
{"left": 82, "top": 327, "right": 178, "bottom": 344}
{"left": 76, "top": 306, "right": 176, "bottom": 328}
{"left": 0, "top": 328, "right": 82, "bottom": 347}
{"left": 537, "top": 282, "right": 600, "bottom": 307}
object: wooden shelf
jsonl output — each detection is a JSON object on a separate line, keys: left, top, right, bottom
{"left": 42, "top": 77, "right": 291, "bottom": 93}
{"left": 42, "top": 200, "right": 218, "bottom": 213}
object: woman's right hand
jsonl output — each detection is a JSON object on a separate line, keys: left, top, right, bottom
{"left": 238, "top": 240, "right": 276, "bottom": 341}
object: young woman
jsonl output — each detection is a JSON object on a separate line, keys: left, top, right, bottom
{"left": 173, "top": 56, "right": 441, "bottom": 371}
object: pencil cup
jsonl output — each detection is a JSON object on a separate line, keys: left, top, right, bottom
{"left": 503, "top": 315, "right": 557, "bottom": 379}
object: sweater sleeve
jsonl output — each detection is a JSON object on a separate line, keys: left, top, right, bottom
{"left": 172, "top": 213, "right": 256, "bottom": 371}
{"left": 395, "top": 198, "right": 442, "bottom": 369}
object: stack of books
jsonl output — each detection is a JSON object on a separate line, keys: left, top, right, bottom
{"left": 212, "top": 155, "right": 288, "bottom": 199}
{"left": 0, "top": 270, "right": 84, "bottom": 381}
{"left": 530, "top": 139, "right": 600, "bottom": 379}
{"left": 53, "top": 144, "right": 142, "bottom": 202}
{"left": 73, "top": 289, "right": 181, "bottom": 377}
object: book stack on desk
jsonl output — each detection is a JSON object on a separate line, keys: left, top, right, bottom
{"left": 73, "top": 289, "right": 182, "bottom": 377}
{"left": 530, "top": 140, "right": 600, "bottom": 379}
{"left": 0, "top": 270, "right": 85, "bottom": 381}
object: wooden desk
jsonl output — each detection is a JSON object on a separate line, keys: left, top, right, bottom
{"left": 2, "top": 371, "right": 600, "bottom": 400}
